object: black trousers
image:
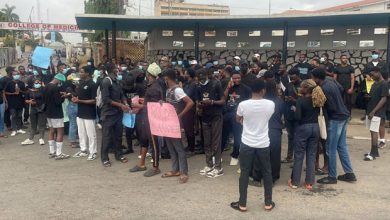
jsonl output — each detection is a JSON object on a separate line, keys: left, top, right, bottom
{"left": 239, "top": 144, "right": 273, "bottom": 207}
{"left": 23, "top": 103, "right": 29, "bottom": 122}
{"left": 285, "top": 120, "right": 297, "bottom": 159}
{"left": 182, "top": 108, "right": 195, "bottom": 152}
{"left": 101, "top": 114, "right": 123, "bottom": 162}
{"left": 221, "top": 112, "right": 242, "bottom": 158}
{"left": 269, "top": 128, "right": 282, "bottom": 181}
{"left": 342, "top": 91, "right": 352, "bottom": 115}
{"left": 125, "top": 127, "right": 134, "bottom": 150}
{"left": 4, "top": 109, "right": 11, "bottom": 128}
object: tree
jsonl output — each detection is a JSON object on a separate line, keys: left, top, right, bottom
{"left": 45, "top": 32, "right": 64, "bottom": 42}
{"left": 83, "top": 0, "right": 126, "bottom": 42}
{"left": 1, "top": 4, "right": 20, "bottom": 22}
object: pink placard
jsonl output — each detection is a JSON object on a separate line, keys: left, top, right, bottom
{"left": 147, "top": 102, "right": 181, "bottom": 138}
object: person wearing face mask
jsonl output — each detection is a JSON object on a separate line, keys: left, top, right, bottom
{"left": 21, "top": 79, "right": 46, "bottom": 146}
{"left": 44, "top": 73, "right": 70, "bottom": 160}
{"left": 100, "top": 64, "right": 129, "bottom": 167}
{"left": 27, "top": 64, "right": 34, "bottom": 76}
{"left": 294, "top": 54, "right": 313, "bottom": 80}
{"left": 363, "top": 51, "right": 387, "bottom": 77}
{"left": 320, "top": 53, "right": 334, "bottom": 78}
{"left": 239, "top": 60, "right": 256, "bottom": 88}
{"left": 270, "top": 54, "right": 282, "bottom": 83}
{"left": 5, "top": 70, "right": 27, "bottom": 137}
{"left": 197, "top": 69, "right": 226, "bottom": 178}
{"left": 18, "top": 65, "right": 30, "bottom": 125}
{"left": 2, "top": 67, "right": 14, "bottom": 130}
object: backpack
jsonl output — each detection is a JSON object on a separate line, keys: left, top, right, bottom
{"left": 96, "top": 77, "right": 112, "bottom": 108}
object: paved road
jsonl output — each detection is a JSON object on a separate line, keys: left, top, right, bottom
{"left": 0, "top": 127, "right": 389, "bottom": 220}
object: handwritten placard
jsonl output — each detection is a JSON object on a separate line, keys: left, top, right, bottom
{"left": 32, "top": 46, "right": 53, "bottom": 69}
{"left": 147, "top": 102, "right": 181, "bottom": 138}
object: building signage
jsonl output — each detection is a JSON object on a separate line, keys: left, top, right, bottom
{"left": 0, "top": 22, "right": 95, "bottom": 33}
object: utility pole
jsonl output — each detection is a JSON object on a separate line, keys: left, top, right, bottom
{"left": 268, "top": 0, "right": 271, "bottom": 16}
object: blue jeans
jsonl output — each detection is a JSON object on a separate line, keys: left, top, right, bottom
{"left": 292, "top": 123, "right": 319, "bottom": 185}
{"left": 0, "top": 103, "right": 5, "bottom": 134}
{"left": 327, "top": 120, "right": 354, "bottom": 178}
{"left": 67, "top": 103, "right": 78, "bottom": 142}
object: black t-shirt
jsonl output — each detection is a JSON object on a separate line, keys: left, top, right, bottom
{"left": 77, "top": 79, "right": 97, "bottom": 119}
{"left": 295, "top": 96, "right": 320, "bottom": 125}
{"left": 321, "top": 62, "right": 334, "bottom": 75}
{"left": 295, "top": 62, "right": 313, "bottom": 80}
{"left": 226, "top": 83, "right": 251, "bottom": 112}
{"left": 26, "top": 88, "right": 44, "bottom": 108}
{"left": 5, "top": 80, "right": 26, "bottom": 109}
{"left": 367, "top": 80, "right": 388, "bottom": 119}
{"left": 44, "top": 83, "right": 64, "bottom": 119}
{"left": 197, "top": 80, "right": 224, "bottom": 122}
{"left": 335, "top": 65, "right": 354, "bottom": 90}
{"left": 241, "top": 73, "right": 257, "bottom": 88}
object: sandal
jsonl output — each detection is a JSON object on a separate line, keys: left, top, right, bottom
{"left": 103, "top": 161, "right": 111, "bottom": 167}
{"left": 265, "top": 202, "right": 275, "bottom": 211}
{"left": 179, "top": 175, "right": 189, "bottom": 184}
{"left": 230, "top": 201, "right": 247, "bottom": 212}
{"left": 288, "top": 179, "right": 298, "bottom": 189}
{"left": 129, "top": 165, "right": 147, "bottom": 173}
{"left": 117, "top": 156, "right": 128, "bottom": 163}
{"left": 162, "top": 171, "right": 181, "bottom": 178}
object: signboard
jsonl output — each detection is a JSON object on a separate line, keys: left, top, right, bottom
{"left": 0, "top": 22, "right": 95, "bottom": 33}
{"left": 147, "top": 102, "right": 181, "bottom": 139}
{"left": 32, "top": 47, "right": 53, "bottom": 69}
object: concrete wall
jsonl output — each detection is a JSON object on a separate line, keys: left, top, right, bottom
{"left": 0, "top": 47, "right": 17, "bottom": 69}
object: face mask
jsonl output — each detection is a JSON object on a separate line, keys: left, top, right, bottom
{"left": 28, "top": 68, "right": 33, "bottom": 72}
{"left": 178, "top": 61, "right": 183, "bottom": 66}
{"left": 213, "top": 61, "right": 218, "bottom": 65}
{"left": 234, "top": 66, "right": 240, "bottom": 71}
{"left": 171, "top": 62, "right": 177, "bottom": 66}
{"left": 71, "top": 67, "right": 77, "bottom": 70}
{"left": 34, "top": 83, "right": 42, "bottom": 89}
{"left": 42, "top": 70, "right": 47, "bottom": 75}
{"left": 121, "top": 67, "right": 127, "bottom": 71}
{"left": 200, "top": 80, "right": 209, "bottom": 86}
{"left": 320, "top": 57, "right": 326, "bottom": 63}
{"left": 372, "top": 54, "right": 379, "bottom": 60}
{"left": 117, "top": 74, "right": 123, "bottom": 81}
{"left": 33, "top": 70, "right": 39, "bottom": 76}
{"left": 138, "top": 65, "right": 143, "bottom": 70}
{"left": 87, "top": 62, "right": 92, "bottom": 66}
{"left": 13, "top": 74, "right": 20, "bottom": 80}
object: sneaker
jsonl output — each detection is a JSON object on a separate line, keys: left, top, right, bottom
{"left": 364, "top": 153, "right": 376, "bottom": 161}
{"left": 206, "top": 168, "right": 224, "bottom": 178}
{"left": 317, "top": 176, "right": 337, "bottom": 184}
{"left": 55, "top": 153, "right": 70, "bottom": 160}
{"left": 97, "top": 123, "right": 102, "bottom": 129}
{"left": 378, "top": 141, "right": 386, "bottom": 149}
{"left": 337, "top": 173, "right": 357, "bottom": 182}
{"left": 230, "top": 157, "right": 239, "bottom": 166}
{"left": 39, "top": 138, "right": 45, "bottom": 145}
{"left": 17, "top": 129, "right": 26, "bottom": 134}
{"left": 21, "top": 139, "right": 34, "bottom": 145}
{"left": 200, "top": 166, "right": 213, "bottom": 175}
{"left": 146, "top": 152, "right": 152, "bottom": 158}
{"left": 237, "top": 168, "right": 241, "bottom": 174}
{"left": 73, "top": 151, "right": 88, "bottom": 158}
{"left": 10, "top": 131, "right": 17, "bottom": 137}
{"left": 48, "top": 153, "right": 56, "bottom": 159}
{"left": 288, "top": 179, "right": 298, "bottom": 189}
{"left": 87, "top": 153, "right": 97, "bottom": 161}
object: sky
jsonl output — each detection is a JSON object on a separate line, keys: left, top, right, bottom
{"left": 1, "top": 0, "right": 359, "bottom": 43}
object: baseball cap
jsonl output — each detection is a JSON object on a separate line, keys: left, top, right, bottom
{"left": 54, "top": 73, "right": 66, "bottom": 82}
{"left": 234, "top": 56, "right": 241, "bottom": 60}
{"left": 147, "top": 62, "right": 162, "bottom": 77}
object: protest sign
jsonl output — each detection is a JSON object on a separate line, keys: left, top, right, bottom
{"left": 147, "top": 102, "right": 181, "bottom": 138}
{"left": 32, "top": 47, "right": 53, "bottom": 69}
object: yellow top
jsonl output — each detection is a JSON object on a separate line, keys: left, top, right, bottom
{"left": 366, "top": 79, "right": 374, "bottom": 94}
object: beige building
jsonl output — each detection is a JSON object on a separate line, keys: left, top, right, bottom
{"left": 154, "top": 0, "right": 230, "bottom": 16}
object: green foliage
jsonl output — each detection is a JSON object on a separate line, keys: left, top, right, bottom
{"left": 1, "top": 4, "right": 20, "bottom": 22}
{"left": 3, "top": 35, "right": 15, "bottom": 47}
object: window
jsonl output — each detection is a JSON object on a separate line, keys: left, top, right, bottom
{"left": 359, "top": 40, "right": 374, "bottom": 47}
{"left": 333, "top": 41, "right": 347, "bottom": 48}
{"left": 374, "top": 28, "right": 388, "bottom": 34}
{"left": 272, "top": 30, "right": 284, "bottom": 36}
{"left": 173, "top": 41, "right": 184, "bottom": 47}
{"left": 227, "top": 31, "right": 238, "bottom": 37}
{"left": 237, "top": 42, "right": 249, "bottom": 48}
{"left": 193, "top": 42, "right": 205, "bottom": 47}
{"left": 321, "top": 29, "right": 334, "bottom": 36}
{"left": 162, "top": 30, "right": 173, "bottom": 37}
{"left": 205, "top": 30, "right": 216, "bottom": 37}
{"left": 215, "top": 41, "right": 227, "bottom": 48}
{"left": 183, "top": 30, "right": 194, "bottom": 37}
{"left": 287, "top": 41, "right": 295, "bottom": 48}
{"left": 260, "top": 42, "right": 272, "bottom": 48}
{"left": 307, "top": 41, "right": 320, "bottom": 48}
{"left": 296, "top": 30, "right": 308, "bottom": 36}
{"left": 347, "top": 28, "right": 361, "bottom": 35}
{"left": 249, "top": 30, "right": 261, "bottom": 36}
{"left": 387, "top": 3, "right": 390, "bottom": 9}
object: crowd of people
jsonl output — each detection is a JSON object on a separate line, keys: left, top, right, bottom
{"left": 0, "top": 50, "right": 388, "bottom": 212}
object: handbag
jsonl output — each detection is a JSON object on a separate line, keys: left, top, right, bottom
{"left": 318, "top": 107, "right": 327, "bottom": 140}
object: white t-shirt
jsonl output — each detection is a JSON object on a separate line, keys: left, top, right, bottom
{"left": 237, "top": 99, "right": 275, "bottom": 148}
{"left": 166, "top": 87, "right": 187, "bottom": 101}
